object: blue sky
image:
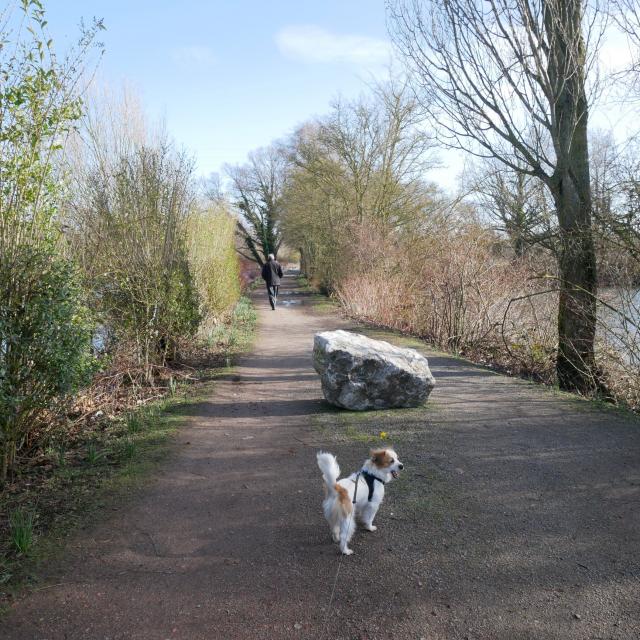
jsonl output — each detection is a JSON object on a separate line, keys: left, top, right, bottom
{"left": 47, "top": 1, "right": 396, "bottom": 180}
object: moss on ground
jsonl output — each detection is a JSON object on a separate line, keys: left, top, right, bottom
{"left": 306, "top": 310, "right": 469, "bottom": 536}
{"left": 312, "top": 401, "right": 461, "bottom": 531}
{"left": 311, "top": 296, "right": 340, "bottom": 314}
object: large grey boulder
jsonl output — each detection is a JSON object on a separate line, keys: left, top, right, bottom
{"left": 313, "top": 330, "right": 435, "bottom": 410}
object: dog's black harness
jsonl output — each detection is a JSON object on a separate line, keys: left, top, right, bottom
{"left": 352, "top": 469, "right": 386, "bottom": 503}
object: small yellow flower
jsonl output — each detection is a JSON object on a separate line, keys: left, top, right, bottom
{"left": 379, "top": 431, "right": 388, "bottom": 439}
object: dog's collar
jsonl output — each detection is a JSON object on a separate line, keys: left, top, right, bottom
{"left": 354, "top": 469, "right": 386, "bottom": 502}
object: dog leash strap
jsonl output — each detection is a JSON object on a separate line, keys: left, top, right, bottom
{"left": 352, "top": 471, "right": 361, "bottom": 504}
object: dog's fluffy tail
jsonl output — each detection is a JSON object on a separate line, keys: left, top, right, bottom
{"left": 317, "top": 451, "right": 340, "bottom": 496}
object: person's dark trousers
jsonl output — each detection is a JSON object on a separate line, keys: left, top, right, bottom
{"left": 267, "top": 284, "right": 279, "bottom": 310}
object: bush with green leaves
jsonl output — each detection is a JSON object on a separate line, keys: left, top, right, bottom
{"left": 187, "top": 205, "right": 241, "bottom": 324}
{"left": 0, "top": 244, "right": 94, "bottom": 479}
{"left": 70, "top": 142, "right": 201, "bottom": 375}
{"left": 0, "top": 2, "right": 102, "bottom": 481}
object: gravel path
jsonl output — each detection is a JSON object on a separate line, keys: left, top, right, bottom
{"left": 3, "top": 274, "right": 640, "bottom": 640}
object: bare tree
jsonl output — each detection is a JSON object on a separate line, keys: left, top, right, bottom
{"left": 290, "top": 81, "right": 436, "bottom": 229}
{"left": 611, "top": 0, "right": 640, "bottom": 95}
{"left": 202, "top": 171, "right": 225, "bottom": 205}
{"left": 593, "top": 133, "right": 640, "bottom": 262}
{"left": 226, "top": 145, "right": 286, "bottom": 266}
{"left": 388, "top": 0, "right": 605, "bottom": 393}
{"left": 281, "top": 80, "right": 439, "bottom": 286}
{"left": 466, "top": 160, "right": 555, "bottom": 257}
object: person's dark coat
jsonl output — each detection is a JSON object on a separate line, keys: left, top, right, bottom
{"left": 261, "top": 258, "right": 283, "bottom": 286}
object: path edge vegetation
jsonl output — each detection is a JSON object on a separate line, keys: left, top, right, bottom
{"left": 303, "top": 280, "right": 640, "bottom": 420}
{"left": 0, "top": 297, "right": 257, "bottom": 610}
{"left": 0, "top": 0, "right": 258, "bottom": 608}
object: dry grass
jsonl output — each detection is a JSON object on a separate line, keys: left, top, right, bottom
{"left": 333, "top": 222, "right": 640, "bottom": 409}
{"left": 335, "top": 222, "right": 559, "bottom": 385}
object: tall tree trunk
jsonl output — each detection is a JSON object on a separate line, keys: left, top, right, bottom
{"left": 551, "top": 171, "right": 598, "bottom": 393}
{"left": 547, "top": 0, "right": 598, "bottom": 393}
{"left": 299, "top": 246, "right": 307, "bottom": 276}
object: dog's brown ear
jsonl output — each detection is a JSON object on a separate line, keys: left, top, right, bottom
{"left": 370, "top": 449, "right": 384, "bottom": 464}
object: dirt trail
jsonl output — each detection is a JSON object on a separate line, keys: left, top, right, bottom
{"left": 3, "top": 275, "right": 640, "bottom": 640}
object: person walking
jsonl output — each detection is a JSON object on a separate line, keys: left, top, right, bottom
{"left": 261, "top": 253, "right": 284, "bottom": 310}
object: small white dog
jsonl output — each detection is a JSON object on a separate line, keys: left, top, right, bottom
{"left": 316, "top": 449, "right": 404, "bottom": 555}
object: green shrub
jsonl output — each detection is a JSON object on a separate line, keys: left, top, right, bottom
{"left": 126, "top": 413, "right": 144, "bottom": 433}
{"left": 120, "top": 439, "right": 137, "bottom": 460}
{"left": 0, "top": 244, "right": 95, "bottom": 480}
{"left": 187, "top": 206, "right": 241, "bottom": 322}
{"left": 0, "top": 2, "right": 102, "bottom": 482}
{"left": 73, "top": 144, "right": 201, "bottom": 373}
{"left": 85, "top": 441, "right": 105, "bottom": 465}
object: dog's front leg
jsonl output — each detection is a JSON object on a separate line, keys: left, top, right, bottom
{"left": 360, "top": 502, "right": 379, "bottom": 531}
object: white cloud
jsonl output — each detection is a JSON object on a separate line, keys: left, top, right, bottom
{"left": 275, "top": 25, "right": 391, "bottom": 65}
{"left": 171, "top": 46, "right": 216, "bottom": 68}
